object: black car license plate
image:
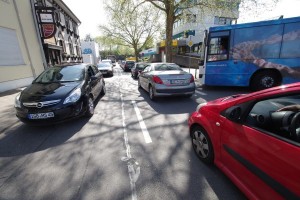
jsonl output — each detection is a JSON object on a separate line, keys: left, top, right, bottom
{"left": 28, "top": 112, "right": 54, "bottom": 119}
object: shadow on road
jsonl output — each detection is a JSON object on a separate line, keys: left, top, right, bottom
{"left": 0, "top": 94, "right": 105, "bottom": 157}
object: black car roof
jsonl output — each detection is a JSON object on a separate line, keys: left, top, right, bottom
{"left": 53, "top": 63, "right": 88, "bottom": 68}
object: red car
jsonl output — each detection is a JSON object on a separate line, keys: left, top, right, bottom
{"left": 188, "top": 83, "right": 300, "bottom": 200}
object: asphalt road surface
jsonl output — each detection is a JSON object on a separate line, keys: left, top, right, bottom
{"left": 0, "top": 64, "right": 250, "bottom": 200}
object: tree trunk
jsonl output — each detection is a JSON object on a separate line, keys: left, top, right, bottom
{"left": 165, "top": 4, "right": 175, "bottom": 63}
{"left": 134, "top": 46, "right": 139, "bottom": 62}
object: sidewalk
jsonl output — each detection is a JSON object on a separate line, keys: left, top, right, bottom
{"left": 0, "top": 88, "right": 23, "bottom": 133}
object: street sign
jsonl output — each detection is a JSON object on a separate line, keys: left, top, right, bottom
{"left": 188, "top": 40, "right": 193, "bottom": 47}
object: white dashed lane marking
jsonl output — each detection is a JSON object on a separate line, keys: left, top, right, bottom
{"left": 132, "top": 100, "right": 152, "bottom": 144}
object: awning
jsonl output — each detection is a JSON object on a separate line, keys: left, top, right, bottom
{"left": 172, "top": 30, "right": 195, "bottom": 39}
{"left": 172, "top": 32, "right": 184, "bottom": 39}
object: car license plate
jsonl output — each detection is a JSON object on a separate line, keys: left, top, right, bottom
{"left": 101, "top": 71, "right": 107, "bottom": 74}
{"left": 28, "top": 112, "right": 54, "bottom": 119}
{"left": 171, "top": 80, "right": 186, "bottom": 85}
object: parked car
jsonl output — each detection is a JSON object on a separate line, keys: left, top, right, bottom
{"left": 15, "top": 63, "right": 106, "bottom": 125}
{"left": 188, "top": 82, "right": 300, "bottom": 200}
{"left": 123, "top": 60, "right": 135, "bottom": 72}
{"left": 97, "top": 62, "right": 113, "bottom": 77}
{"left": 131, "top": 62, "right": 148, "bottom": 79}
{"left": 101, "top": 59, "right": 113, "bottom": 66}
{"left": 120, "top": 60, "right": 126, "bottom": 69}
{"left": 138, "top": 63, "right": 195, "bottom": 100}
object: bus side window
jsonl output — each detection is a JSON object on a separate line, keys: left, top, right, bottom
{"left": 207, "top": 37, "right": 229, "bottom": 61}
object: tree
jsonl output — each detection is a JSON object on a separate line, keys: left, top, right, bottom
{"left": 138, "top": 0, "right": 278, "bottom": 62}
{"left": 99, "top": 0, "right": 162, "bottom": 62}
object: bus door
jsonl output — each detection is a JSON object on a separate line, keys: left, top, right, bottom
{"left": 205, "top": 31, "right": 233, "bottom": 86}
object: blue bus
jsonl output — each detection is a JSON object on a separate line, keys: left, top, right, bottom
{"left": 199, "top": 16, "right": 300, "bottom": 90}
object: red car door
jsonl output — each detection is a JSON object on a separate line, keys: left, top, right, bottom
{"left": 219, "top": 109, "right": 300, "bottom": 199}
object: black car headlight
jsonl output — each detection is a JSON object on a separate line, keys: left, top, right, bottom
{"left": 64, "top": 88, "right": 81, "bottom": 104}
{"left": 15, "top": 93, "right": 21, "bottom": 108}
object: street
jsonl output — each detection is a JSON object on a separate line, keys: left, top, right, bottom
{"left": 0, "top": 65, "right": 250, "bottom": 200}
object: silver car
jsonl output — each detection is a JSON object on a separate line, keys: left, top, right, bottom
{"left": 97, "top": 62, "right": 113, "bottom": 77}
{"left": 138, "top": 63, "right": 195, "bottom": 100}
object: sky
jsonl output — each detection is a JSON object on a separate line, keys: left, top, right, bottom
{"left": 62, "top": 0, "right": 300, "bottom": 38}
{"left": 62, "top": 0, "right": 106, "bottom": 38}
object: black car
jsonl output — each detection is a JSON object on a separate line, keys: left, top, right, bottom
{"left": 15, "top": 63, "right": 105, "bottom": 125}
{"left": 131, "top": 62, "right": 148, "bottom": 79}
{"left": 123, "top": 61, "right": 135, "bottom": 72}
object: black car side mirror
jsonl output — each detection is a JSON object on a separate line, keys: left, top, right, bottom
{"left": 90, "top": 76, "right": 98, "bottom": 81}
{"left": 225, "top": 106, "right": 242, "bottom": 122}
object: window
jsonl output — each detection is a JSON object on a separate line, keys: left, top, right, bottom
{"left": 75, "top": 39, "right": 80, "bottom": 56}
{"left": 54, "top": 12, "right": 59, "bottom": 22}
{"left": 87, "top": 66, "right": 95, "bottom": 77}
{"left": 91, "top": 65, "right": 99, "bottom": 74}
{"left": 233, "top": 24, "right": 283, "bottom": 59}
{"left": 207, "top": 32, "right": 229, "bottom": 61}
{"left": 68, "top": 37, "right": 73, "bottom": 55}
{"left": 214, "top": 17, "right": 233, "bottom": 25}
{"left": 65, "top": 18, "right": 70, "bottom": 30}
{"left": 0, "top": 27, "right": 25, "bottom": 66}
{"left": 280, "top": 22, "right": 300, "bottom": 58}
{"left": 73, "top": 23, "right": 77, "bottom": 34}
{"left": 245, "top": 94, "right": 300, "bottom": 143}
{"left": 154, "top": 63, "right": 182, "bottom": 71}
{"left": 186, "top": 14, "right": 196, "bottom": 23}
{"left": 57, "top": 32, "right": 66, "bottom": 52}
{"left": 143, "top": 66, "right": 151, "bottom": 72}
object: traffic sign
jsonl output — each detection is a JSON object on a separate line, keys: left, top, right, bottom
{"left": 188, "top": 40, "right": 193, "bottom": 47}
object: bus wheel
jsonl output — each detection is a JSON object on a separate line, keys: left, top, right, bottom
{"left": 250, "top": 71, "right": 280, "bottom": 91}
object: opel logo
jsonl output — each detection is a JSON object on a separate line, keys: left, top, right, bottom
{"left": 36, "top": 102, "right": 43, "bottom": 108}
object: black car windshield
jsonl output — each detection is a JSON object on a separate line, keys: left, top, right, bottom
{"left": 154, "top": 64, "right": 182, "bottom": 71}
{"left": 34, "top": 65, "right": 84, "bottom": 83}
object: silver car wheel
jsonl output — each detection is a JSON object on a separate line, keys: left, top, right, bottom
{"left": 149, "top": 85, "right": 155, "bottom": 100}
{"left": 192, "top": 130, "right": 209, "bottom": 158}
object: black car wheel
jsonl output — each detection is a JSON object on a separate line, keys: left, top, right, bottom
{"left": 101, "top": 82, "right": 106, "bottom": 95}
{"left": 85, "top": 96, "right": 94, "bottom": 117}
{"left": 191, "top": 125, "right": 214, "bottom": 164}
{"left": 149, "top": 85, "right": 156, "bottom": 101}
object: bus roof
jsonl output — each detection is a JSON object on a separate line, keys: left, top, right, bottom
{"left": 209, "top": 16, "right": 300, "bottom": 32}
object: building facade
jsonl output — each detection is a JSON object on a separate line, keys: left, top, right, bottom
{"left": 0, "top": 0, "right": 82, "bottom": 93}
{"left": 0, "top": 0, "right": 45, "bottom": 92}
{"left": 173, "top": 2, "right": 239, "bottom": 56}
{"left": 34, "top": 0, "right": 82, "bottom": 66}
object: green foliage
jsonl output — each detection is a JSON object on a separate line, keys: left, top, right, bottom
{"left": 98, "top": 0, "right": 163, "bottom": 61}
{"left": 139, "top": 0, "right": 278, "bottom": 62}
